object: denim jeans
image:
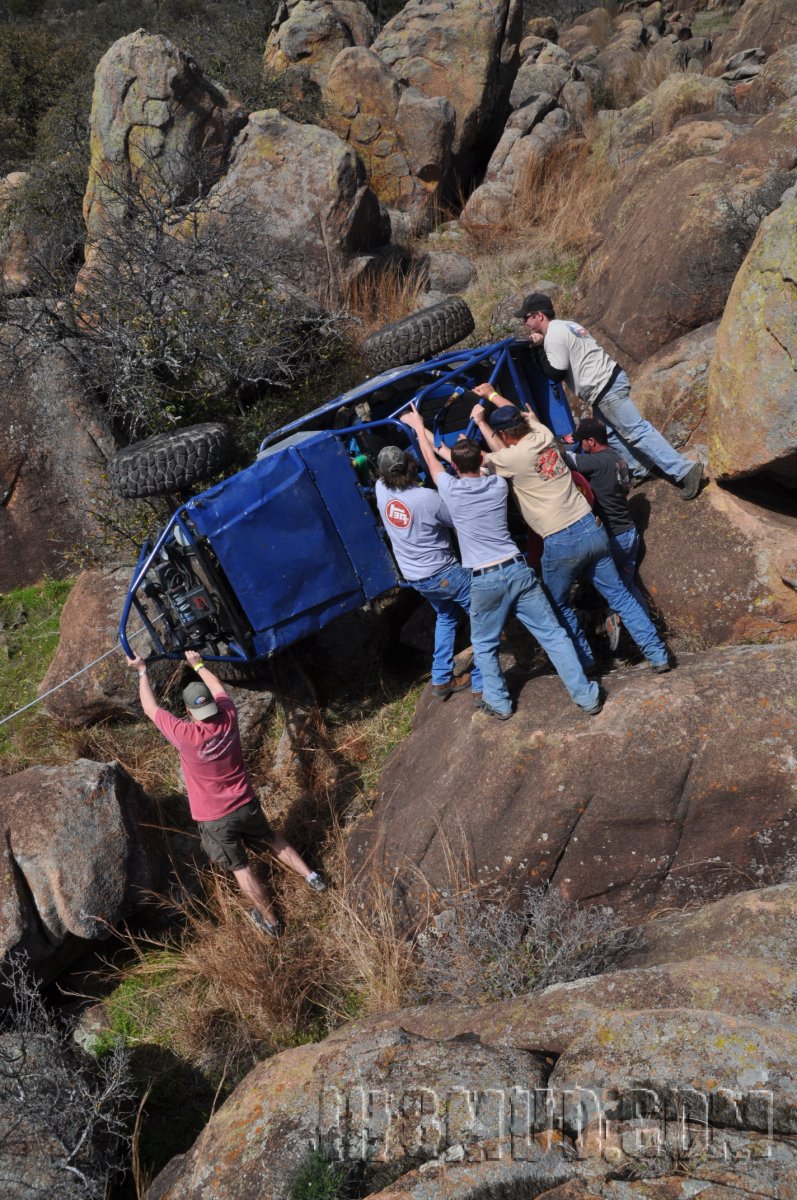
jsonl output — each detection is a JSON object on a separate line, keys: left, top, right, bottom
{"left": 594, "top": 372, "right": 691, "bottom": 483}
{"left": 412, "top": 562, "right": 483, "bottom": 692}
{"left": 608, "top": 527, "right": 647, "bottom": 610}
{"left": 469, "top": 558, "right": 599, "bottom": 714}
{"left": 542, "top": 514, "right": 668, "bottom": 668}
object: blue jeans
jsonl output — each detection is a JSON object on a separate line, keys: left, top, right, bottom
{"left": 608, "top": 527, "right": 647, "bottom": 610}
{"left": 469, "top": 558, "right": 599, "bottom": 714}
{"left": 594, "top": 372, "right": 691, "bottom": 483}
{"left": 412, "top": 562, "right": 483, "bottom": 692}
{"left": 542, "top": 514, "right": 668, "bottom": 668}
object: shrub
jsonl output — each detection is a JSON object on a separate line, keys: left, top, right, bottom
{"left": 0, "top": 954, "right": 132, "bottom": 1198}
{"left": 414, "top": 882, "right": 642, "bottom": 1005}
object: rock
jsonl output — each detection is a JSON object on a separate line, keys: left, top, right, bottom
{"left": 373, "top": 0, "right": 524, "bottom": 187}
{"left": 745, "top": 45, "right": 797, "bottom": 112}
{"left": 324, "top": 47, "right": 455, "bottom": 232}
{"left": 348, "top": 641, "right": 797, "bottom": 918}
{"left": 263, "top": 0, "right": 377, "bottom": 101}
{"left": 630, "top": 321, "right": 719, "bottom": 453}
{"left": 38, "top": 568, "right": 163, "bottom": 726}
{"left": 599, "top": 73, "right": 736, "bottom": 166}
{"left": 461, "top": 105, "right": 576, "bottom": 227}
{"left": 578, "top": 101, "right": 797, "bottom": 365}
{"left": 200, "top": 109, "right": 390, "bottom": 304}
{"left": 82, "top": 31, "right": 246, "bottom": 246}
{"left": 0, "top": 172, "right": 35, "bottom": 296}
{"left": 146, "top": 1025, "right": 552, "bottom": 1199}
{"left": 0, "top": 328, "right": 118, "bottom": 592}
{"left": 590, "top": 16, "right": 646, "bottom": 108}
{"left": 714, "top": 0, "right": 797, "bottom": 61}
{"left": 490, "top": 281, "right": 560, "bottom": 336}
{"left": 525, "top": 17, "right": 559, "bottom": 44}
{"left": 707, "top": 183, "right": 797, "bottom": 483}
{"left": 422, "top": 250, "right": 477, "bottom": 294}
{"left": 627, "top": 476, "right": 797, "bottom": 644}
{"left": 510, "top": 58, "right": 571, "bottom": 110}
{"left": 0, "top": 759, "right": 163, "bottom": 975}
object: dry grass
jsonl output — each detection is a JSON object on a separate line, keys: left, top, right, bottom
{"left": 344, "top": 260, "right": 429, "bottom": 346}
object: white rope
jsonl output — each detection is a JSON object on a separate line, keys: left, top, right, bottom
{"left": 0, "top": 627, "right": 148, "bottom": 729}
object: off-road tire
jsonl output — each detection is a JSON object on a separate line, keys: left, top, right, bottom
{"left": 363, "top": 297, "right": 475, "bottom": 372}
{"left": 108, "top": 422, "right": 236, "bottom": 499}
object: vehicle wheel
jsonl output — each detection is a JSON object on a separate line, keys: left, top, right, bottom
{"left": 363, "top": 297, "right": 475, "bottom": 372}
{"left": 108, "top": 422, "right": 236, "bottom": 499}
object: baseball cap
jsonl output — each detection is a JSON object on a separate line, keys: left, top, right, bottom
{"left": 183, "top": 680, "right": 218, "bottom": 719}
{"left": 489, "top": 405, "right": 524, "bottom": 430}
{"left": 573, "top": 417, "right": 608, "bottom": 443}
{"left": 377, "top": 445, "right": 408, "bottom": 475}
{"left": 512, "top": 292, "right": 556, "bottom": 320}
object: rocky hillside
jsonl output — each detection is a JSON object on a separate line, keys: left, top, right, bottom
{"left": 0, "top": 0, "right": 795, "bottom": 1196}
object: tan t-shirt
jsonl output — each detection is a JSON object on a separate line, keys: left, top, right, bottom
{"left": 486, "top": 417, "right": 591, "bottom": 538}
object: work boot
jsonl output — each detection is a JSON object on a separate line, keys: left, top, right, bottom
{"left": 680, "top": 461, "right": 704, "bottom": 501}
{"left": 430, "top": 672, "right": 471, "bottom": 700}
{"left": 583, "top": 687, "right": 607, "bottom": 716}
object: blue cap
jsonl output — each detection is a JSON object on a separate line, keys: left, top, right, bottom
{"left": 489, "top": 405, "right": 524, "bottom": 430}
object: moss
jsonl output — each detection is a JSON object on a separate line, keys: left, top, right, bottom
{"left": 0, "top": 578, "right": 74, "bottom": 758}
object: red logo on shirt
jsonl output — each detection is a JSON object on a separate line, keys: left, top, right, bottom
{"left": 536, "top": 447, "right": 568, "bottom": 479}
{"left": 385, "top": 499, "right": 412, "bottom": 529}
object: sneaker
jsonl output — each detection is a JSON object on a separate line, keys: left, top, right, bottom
{"left": 305, "top": 872, "right": 327, "bottom": 893}
{"left": 583, "top": 687, "right": 606, "bottom": 716}
{"left": 651, "top": 660, "right": 671, "bottom": 674}
{"left": 605, "top": 612, "right": 621, "bottom": 652}
{"left": 477, "top": 700, "right": 512, "bottom": 721}
{"left": 680, "top": 461, "right": 704, "bottom": 501}
{"left": 248, "top": 908, "right": 283, "bottom": 937}
{"left": 631, "top": 471, "right": 654, "bottom": 489}
{"left": 430, "top": 672, "right": 472, "bottom": 700}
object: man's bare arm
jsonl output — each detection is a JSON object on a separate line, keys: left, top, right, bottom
{"left": 185, "top": 649, "right": 227, "bottom": 699}
{"left": 400, "top": 406, "right": 447, "bottom": 481}
{"left": 468, "top": 401, "right": 504, "bottom": 453}
{"left": 125, "top": 654, "right": 160, "bottom": 721}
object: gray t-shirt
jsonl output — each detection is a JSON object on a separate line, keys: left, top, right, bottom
{"left": 436, "top": 473, "right": 519, "bottom": 569}
{"left": 544, "top": 319, "right": 616, "bottom": 404}
{"left": 375, "top": 480, "right": 456, "bottom": 581}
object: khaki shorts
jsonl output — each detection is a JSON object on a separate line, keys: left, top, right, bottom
{"left": 197, "top": 798, "right": 275, "bottom": 872}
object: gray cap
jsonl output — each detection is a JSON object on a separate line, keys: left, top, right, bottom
{"left": 183, "top": 679, "right": 218, "bottom": 720}
{"left": 377, "top": 445, "right": 408, "bottom": 475}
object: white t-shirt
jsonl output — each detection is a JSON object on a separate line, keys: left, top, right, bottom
{"left": 435, "top": 473, "right": 519, "bottom": 570}
{"left": 544, "top": 319, "right": 616, "bottom": 404}
{"left": 375, "top": 480, "right": 456, "bottom": 581}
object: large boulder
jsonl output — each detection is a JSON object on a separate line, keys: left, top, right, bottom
{"left": 578, "top": 101, "right": 797, "bottom": 364}
{"left": 324, "top": 46, "right": 455, "bottom": 233}
{"left": 0, "top": 328, "right": 118, "bottom": 592}
{"left": 745, "top": 44, "right": 797, "bottom": 112}
{"left": 373, "top": 0, "right": 524, "bottom": 186}
{"left": 264, "top": 0, "right": 376, "bottom": 100}
{"left": 147, "top": 1025, "right": 556, "bottom": 1200}
{"left": 0, "top": 759, "right": 163, "bottom": 976}
{"left": 461, "top": 101, "right": 577, "bottom": 227}
{"left": 148, "top": 882, "right": 797, "bottom": 1198}
{"left": 598, "top": 73, "right": 736, "bottom": 166}
{"left": 0, "top": 172, "right": 35, "bottom": 296}
{"left": 82, "top": 31, "right": 246, "bottom": 245}
{"left": 199, "top": 108, "right": 390, "bottom": 303}
{"left": 630, "top": 320, "right": 719, "bottom": 454}
{"left": 707, "top": 182, "right": 797, "bottom": 483}
{"left": 349, "top": 641, "right": 797, "bottom": 918}
{"left": 714, "top": 0, "right": 797, "bottom": 61}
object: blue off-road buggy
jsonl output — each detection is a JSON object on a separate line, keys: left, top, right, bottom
{"left": 114, "top": 300, "right": 576, "bottom": 664}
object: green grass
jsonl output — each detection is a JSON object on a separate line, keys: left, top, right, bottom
{"left": 290, "top": 1150, "right": 352, "bottom": 1200}
{"left": 0, "top": 578, "right": 74, "bottom": 756}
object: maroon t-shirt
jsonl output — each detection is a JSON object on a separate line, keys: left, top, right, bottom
{"left": 154, "top": 695, "right": 254, "bottom": 822}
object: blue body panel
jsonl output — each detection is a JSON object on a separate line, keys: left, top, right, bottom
{"left": 186, "top": 433, "right": 399, "bottom": 656}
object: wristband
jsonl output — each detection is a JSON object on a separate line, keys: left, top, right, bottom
{"left": 138, "top": 668, "right": 147, "bottom": 677}
{"left": 488, "top": 391, "right": 499, "bottom": 402}
{"left": 193, "top": 660, "right": 205, "bottom": 672}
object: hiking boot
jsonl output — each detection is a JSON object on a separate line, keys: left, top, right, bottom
{"left": 430, "top": 672, "right": 472, "bottom": 700}
{"left": 305, "top": 873, "right": 327, "bottom": 893}
{"left": 651, "top": 659, "right": 672, "bottom": 674}
{"left": 680, "top": 461, "right": 704, "bottom": 501}
{"left": 471, "top": 690, "right": 483, "bottom": 705}
{"left": 605, "top": 612, "right": 621, "bottom": 652}
{"left": 583, "top": 687, "right": 606, "bottom": 716}
{"left": 631, "top": 471, "right": 654, "bottom": 489}
{"left": 477, "top": 700, "right": 512, "bottom": 721}
{"left": 248, "top": 908, "right": 283, "bottom": 937}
